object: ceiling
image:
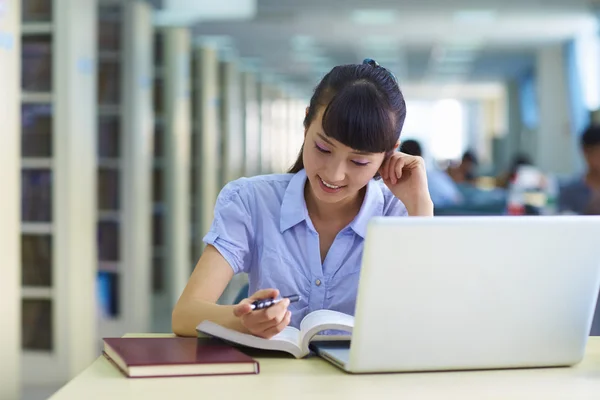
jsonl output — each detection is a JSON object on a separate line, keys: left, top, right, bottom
{"left": 185, "top": 0, "right": 598, "bottom": 97}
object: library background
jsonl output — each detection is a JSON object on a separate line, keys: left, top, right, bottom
{"left": 3, "top": 0, "right": 600, "bottom": 399}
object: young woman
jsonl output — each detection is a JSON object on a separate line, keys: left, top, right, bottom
{"left": 172, "top": 59, "right": 433, "bottom": 339}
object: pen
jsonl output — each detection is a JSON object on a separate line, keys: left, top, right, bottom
{"left": 250, "top": 294, "right": 300, "bottom": 310}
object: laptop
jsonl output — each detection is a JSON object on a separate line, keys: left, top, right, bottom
{"left": 312, "top": 216, "right": 600, "bottom": 373}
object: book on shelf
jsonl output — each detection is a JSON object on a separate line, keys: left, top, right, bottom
{"left": 21, "top": 37, "right": 52, "bottom": 92}
{"left": 21, "top": 104, "right": 52, "bottom": 157}
{"left": 21, "top": 170, "right": 53, "bottom": 222}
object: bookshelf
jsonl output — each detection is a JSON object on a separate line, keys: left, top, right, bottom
{"left": 0, "top": 2, "right": 21, "bottom": 398}
{"left": 190, "top": 39, "right": 198, "bottom": 267}
{"left": 280, "top": 91, "right": 305, "bottom": 173}
{"left": 152, "top": 30, "right": 166, "bottom": 329}
{"left": 288, "top": 98, "right": 306, "bottom": 171}
{"left": 213, "top": 58, "right": 250, "bottom": 305}
{"left": 97, "top": 0, "right": 123, "bottom": 340}
{"left": 97, "top": 0, "right": 153, "bottom": 342}
{"left": 259, "top": 81, "right": 274, "bottom": 174}
{"left": 271, "top": 87, "right": 287, "bottom": 173}
{"left": 241, "top": 70, "right": 261, "bottom": 177}
{"left": 152, "top": 27, "right": 192, "bottom": 331}
{"left": 20, "top": 0, "right": 97, "bottom": 385}
{"left": 219, "top": 59, "right": 245, "bottom": 184}
{"left": 191, "top": 42, "right": 221, "bottom": 262}
{"left": 284, "top": 94, "right": 299, "bottom": 172}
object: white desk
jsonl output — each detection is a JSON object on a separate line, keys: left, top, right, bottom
{"left": 51, "top": 334, "right": 600, "bottom": 400}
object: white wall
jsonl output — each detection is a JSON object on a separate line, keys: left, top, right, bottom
{"left": 505, "top": 81, "right": 524, "bottom": 165}
{"left": 535, "top": 44, "right": 577, "bottom": 175}
{"left": 0, "top": 1, "right": 21, "bottom": 398}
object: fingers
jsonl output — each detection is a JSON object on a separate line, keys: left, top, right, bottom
{"left": 233, "top": 302, "right": 252, "bottom": 318}
{"left": 249, "top": 298, "right": 290, "bottom": 325}
{"left": 385, "top": 156, "right": 394, "bottom": 184}
{"left": 233, "top": 288, "right": 279, "bottom": 318}
{"left": 379, "top": 158, "right": 390, "bottom": 181}
{"left": 380, "top": 155, "right": 403, "bottom": 184}
{"left": 237, "top": 294, "right": 291, "bottom": 337}
{"left": 258, "top": 310, "right": 292, "bottom": 339}
{"left": 383, "top": 153, "right": 425, "bottom": 185}
{"left": 391, "top": 157, "right": 405, "bottom": 185}
{"left": 264, "top": 298, "right": 290, "bottom": 322}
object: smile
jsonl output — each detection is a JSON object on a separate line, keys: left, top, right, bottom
{"left": 322, "top": 179, "right": 341, "bottom": 189}
{"left": 318, "top": 176, "right": 345, "bottom": 190}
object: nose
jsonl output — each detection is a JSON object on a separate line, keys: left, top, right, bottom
{"left": 324, "top": 159, "right": 346, "bottom": 183}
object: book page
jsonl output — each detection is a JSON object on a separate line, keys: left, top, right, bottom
{"left": 299, "top": 310, "right": 354, "bottom": 356}
{"left": 270, "top": 326, "right": 302, "bottom": 346}
{"left": 300, "top": 309, "right": 354, "bottom": 333}
{"left": 196, "top": 321, "right": 304, "bottom": 358}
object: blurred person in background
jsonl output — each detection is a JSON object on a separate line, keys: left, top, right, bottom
{"left": 400, "top": 139, "right": 463, "bottom": 207}
{"left": 496, "top": 153, "right": 533, "bottom": 189}
{"left": 559, "top": 125, "right": 600, "bottom": 215}
{"left": 448, "top": 150, "right": 479, "bottom": 184}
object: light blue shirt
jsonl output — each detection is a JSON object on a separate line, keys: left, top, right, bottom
{"left": 427, "top": 168, "right": 462, "bottom": 208}
{"left": 203, "top": 169, "right": 408, "bottom": 329}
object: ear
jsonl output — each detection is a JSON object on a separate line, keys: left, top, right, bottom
{"left": 394, "top": 140, "right": 400, "bottom": 151}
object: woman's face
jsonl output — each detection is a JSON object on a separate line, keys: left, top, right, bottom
{"left": 303, "top": 108, "right": 387, "bottom": 205}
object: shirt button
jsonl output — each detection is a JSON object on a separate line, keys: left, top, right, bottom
{"left": 315, "top": 279, "right": 322, "bottom": 286}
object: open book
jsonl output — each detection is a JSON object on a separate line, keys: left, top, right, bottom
{"left": 196, "top": 309, "right": 354, "bottom": 359}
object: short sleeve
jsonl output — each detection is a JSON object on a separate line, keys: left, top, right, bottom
{"left": 202, "top": 180, "right": 254, "bottom": 274}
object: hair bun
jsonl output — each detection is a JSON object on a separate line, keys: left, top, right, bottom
{"left": 362, "top": 58, "right": 380, "bottom": 68}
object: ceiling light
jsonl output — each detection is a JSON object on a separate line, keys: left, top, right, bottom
{"left": 362, "top": 35, "right": 395, "bottom": 47}
{"left": 155, "top": 0, "right": 256, "bottom": 26}
{"left": 291, "top": 35, "right": 315, "bottom": 49}
{"left": 351, "top": 9, "right": 398, "bottom": 25}
{"left": 439, "top": 52, "right": 477, "bottom": 63}
{"left": 453, "top": 10, "right": 497, "bottom": 24}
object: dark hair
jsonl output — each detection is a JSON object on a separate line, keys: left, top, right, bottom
{"left": 581, "top": 125, "right": 600, "bottom": 148}
{"left": 462, "top": 150, "right": 478, "bottom": 165}
{"left": 510, "top": 153, "right": 531, "bottom": 169}
{"left": 508, "top": 153, "right": 532, "bottom": 178}
{"left": 288, "top": 59, "right": 407, "bottom": 175}
{"left": 400, "top": 139, "right": 422, "bottom": 157}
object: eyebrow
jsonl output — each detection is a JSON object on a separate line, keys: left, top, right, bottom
{"left": 316, "top": 133, "right": 372, "bottom": 156}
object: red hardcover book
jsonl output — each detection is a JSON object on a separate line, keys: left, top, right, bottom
{"left": 102, "top": 337, "right": 259, "bottom": 378}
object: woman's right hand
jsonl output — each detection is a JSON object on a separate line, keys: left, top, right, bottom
{"left": 233, "top": 288, "right": 292, "bottom": 339}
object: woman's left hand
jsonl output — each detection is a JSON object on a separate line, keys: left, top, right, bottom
{"left": 379, "top": 152, "right": 434, "bottom": 216}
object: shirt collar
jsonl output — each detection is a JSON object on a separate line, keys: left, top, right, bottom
{"left": 349, "top": 179, "right": 384, "bottom": 239}
{"left": 279, "top": 169, "right": 385, "bottom": 238}
{"left": 280, "top": 169, "right": 310, "bottom": 233}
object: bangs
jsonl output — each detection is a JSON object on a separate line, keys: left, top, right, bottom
{"left": 321, "top": 81, "right": 398, "bottom": 154}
